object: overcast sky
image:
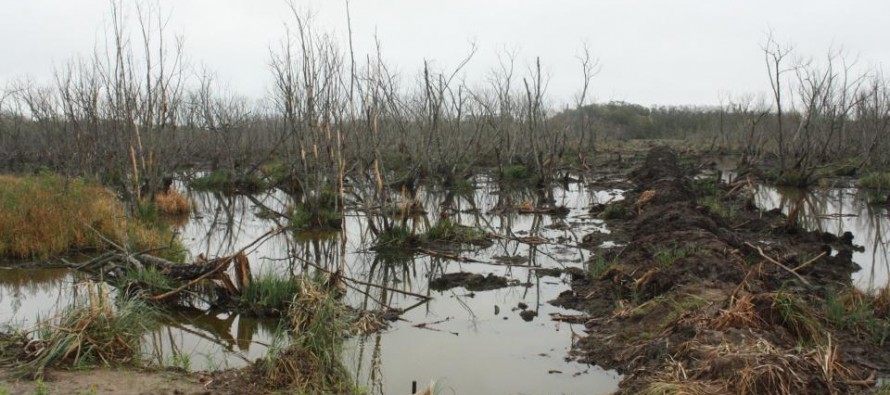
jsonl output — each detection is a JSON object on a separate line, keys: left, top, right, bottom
{"left": 3, "top": 0, "right": 889, "bottom": 107}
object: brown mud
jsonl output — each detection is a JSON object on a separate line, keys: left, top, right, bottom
{"left": 429, "top": 272, "right": 518, "bottom": 292}
{"left": 552, "top": 147, "right": 889, "bottom": 394}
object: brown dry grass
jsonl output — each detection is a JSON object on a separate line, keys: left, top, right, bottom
{"left": 0, "top": 173, "right": 173, "bottom": 259}
{"left": 153, "top": 189, "right": 191, "bottom": 216}
{"left": 712, "top": 294, "right": 765, "bottom": 331}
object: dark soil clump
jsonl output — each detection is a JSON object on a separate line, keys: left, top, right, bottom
{"left": 554, "top": 146, "right": 887, "bottom": 394}
{"left": 430, "top": 272, "right": 516, "bottom": 292}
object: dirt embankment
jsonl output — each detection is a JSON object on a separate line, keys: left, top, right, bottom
{"left": 554, "top": 147, "right": 887, "bottom": 394}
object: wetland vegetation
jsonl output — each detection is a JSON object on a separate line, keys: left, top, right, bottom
{"left": 2, "top": 2, "right": 890, "bottom": 395}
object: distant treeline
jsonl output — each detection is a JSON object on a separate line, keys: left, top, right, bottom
{"left": 1, "top": 2, "right": 890, "bottom": 204}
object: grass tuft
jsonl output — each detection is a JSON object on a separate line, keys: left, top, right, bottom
{"left": 423, "top": 219, "right": 487, "bottom": 244}
{"left": 20, "top": 282, "right": 158, "bottom": 377}
{"left": 153, "top": 189, "right": 191, "bottom": 216}
{"left": 860, "top": 172, "right": 890, "bottom": 189}
{"left": 261, "top": 279, "right": 356, "bottom": 393}
{"left": 239, "top": 273, "right": 301, "bottom": 316}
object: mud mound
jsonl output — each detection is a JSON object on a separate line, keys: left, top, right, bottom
{"left": 430, "top": 272, "right": 515, "bottom": 292}
{"left": 555, "top": 147, "right": 885, "bottom": 394}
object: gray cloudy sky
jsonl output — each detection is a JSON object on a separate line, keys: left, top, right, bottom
{"left": 3, "top": 0, "right": 888, "bottom": 107}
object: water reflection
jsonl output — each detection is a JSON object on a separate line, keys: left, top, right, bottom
{"left": 753, "top": 185, "right": 890, "bottom": 289}
{"left": 0, "top": 178, "right": 623, "bottom": 395}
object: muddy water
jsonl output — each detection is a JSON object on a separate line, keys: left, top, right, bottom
{"left": 708, "top": 158, "right": 890, "bottom": 289}
{"left": 0, "top": 179, "right": 623, "bottom": 395}
{"left": 752, "top": 186, "right": 890, "bottom": 289}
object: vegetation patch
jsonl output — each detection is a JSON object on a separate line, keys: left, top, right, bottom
{"left": 238, "top": 273, "right": 302, "bottom": 317}
{"left": 289, "top": 204, "right": 342, "bottom": 231}
{"left": 423, "top": 219, "right": 488, "bottom": 245}
{"left": 860, "top": 172, "right": 890, "bottom": 190}
{"left": 153, "top": 189, "right": 191, "bottom": 216}
{"left": 0, "top": 173, "right": 178, "bottom": 260}
{"left": 601, "top": 201, "right": 629, "bottom": 219}
{"left": 189, "top": 170, "right": 267, "bottom": 194}
{"left": 373, "top": 226, "right": 419, "bottom": 250}
{"left": 502, "top": 164, "right": 531, "bottom": 180}
{"left": 259, "top": 279, "right": 357, "bottom": 394}
{"left": 12, "top": 283, "right": 158, "bottom": 377}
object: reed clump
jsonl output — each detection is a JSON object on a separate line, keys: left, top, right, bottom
{"left": 261, "top": 279, "right": 356, "bottom": 394}
{"left": 238, "top": 273, "right": 302, "bottom": 316}
{"left": 18, "top": 282, "right": 158, "bottom": 377}
{"left": 0, "top": 173, "right": 175, "bottom": 259}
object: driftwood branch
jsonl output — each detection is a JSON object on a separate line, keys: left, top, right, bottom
{"left": 744, "top": 242, "right": 812, "bottom": 287}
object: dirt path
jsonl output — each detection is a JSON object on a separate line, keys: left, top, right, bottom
{"left": 0, "top": 368, "right": 211, "bottom": 395}
{"left": 553, "top": 147, "right": 887, "bottom": 394}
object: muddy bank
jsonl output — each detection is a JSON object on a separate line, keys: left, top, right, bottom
{"left": 554, "top": 147, "right": 887, "bottom": 394}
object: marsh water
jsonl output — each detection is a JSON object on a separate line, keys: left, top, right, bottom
{"left": 1, "top": 170, "right": 888, "bottom": 395}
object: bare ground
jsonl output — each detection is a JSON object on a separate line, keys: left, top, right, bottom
{"left": 553, "top": 147, "right": 888, "bottom": 394}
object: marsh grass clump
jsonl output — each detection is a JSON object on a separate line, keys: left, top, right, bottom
{"left": 238, "top": 273, "right": 301, "bottom": 316}
{"left": 767, "top": 292, "right": 824, "bottom": 344}
{"left": 699, "top": 196, "right": 737, "bottom": 220}
{"left": 20, "top": 282, "right": 158, "bottom": 377}
{"left": 289, "top": 204, "right": 342, "bottom": 231}
{"left": 692, "top": 176, "right": 719, "bottom": 197}
{"left": 653, "top": 245, "right": 689, "bottom": 268}
{"left": 261, "top": 279, "right": 356, "bottom": 393}
{"left": 601, "top": 201, "right": 628, "bottom": 219}
{"left": 860, "top": 172, "right": 890, "bottom": 192}
{"left": 288, "top": 188, "right": 344, "bottom": 231}
{"left": 824, "top": 288, "right": 890, "bottom": 345}
{"left": 373, "top": 226, "right": 418, "bottom": 250}
{"left": 153, "top": 189, "right": 191, "bottom": 216}
{"left": 0, "top": 173, "right": 176, "bottom": 259}
{"left": 588, "top": 254, "right": 615, "bottom": 280}
{"left": 769, "top": 168, "right": 813, "bottom": 188}
{"left": 502, "top": 164, "right": 530, "bottom": 180}
{"left": 423, "top": 219, "right": 487, "bottom": 244}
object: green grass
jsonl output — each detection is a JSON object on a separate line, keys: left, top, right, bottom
{"left": 121, "top": 267, "right": 179, "bottom": 294}
{"left": 588, "top": 254, "right": 615, "bottom": 280}
{"left": 32, "top": 380, "right": 48, "bottom": 395}
{"left": 374, "top": 226, "right": 417, "bottom": 249}
{"left": 423, "top": 219, "right": 486, "bottom": 244}
{"left": 692, "top": 176, "right": 718, "bottom": 197}
{"left": 261, "top": 280, "right": 358, "bottom": 393}
{"left": 239, "top": 273, "right": 302, "bottom": 316}
{"left": 860, "top": 172, "right": 890, "bottom": 189}
{"left": 699, "top": 196, "right": 737, "bottom": 220}
{"left": 653, "top": 245, "right": 689, "bottom": 268}
{"left": 452, "top": 177, "right": 475, "bottom": 194}
{"left": 289, "top": 204, "right": 342, "bottom": 231}
{"left": 772, "top": 292, "right": 823, "bottom": 344}
{"left": 824, "top": 289, "right": 890, "bottom": 345}
{"left": 502, "top": 164, "right": 530, "bottom": 180}
{"left": 770, "top": 168, "right": 813, "bottom": 188}
{"left": 663, "top": 293, "right": 709, "bottom": 323}
{"left": 601, "top": 202, "right": 628, "bottom": 219}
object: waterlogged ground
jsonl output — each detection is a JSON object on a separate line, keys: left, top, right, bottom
{"left": 2, "top": 165, "right": 889, "bottom": 394}
{"left": 0, "top": 177, "right": 624, "bottom": 395}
